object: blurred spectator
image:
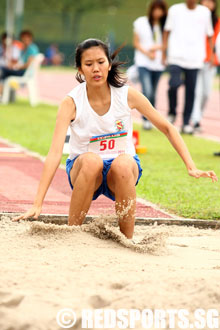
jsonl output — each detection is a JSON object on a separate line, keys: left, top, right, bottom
{"left": 44, "top": 44, "right": 64, "bottom": 66}
{"left": 0, "top": 32, "right": 23, "bottom": 67}
{"left": 213, "top": 31, "right": 220, "bottom": 156}
{"left": 133, "top": 0, "right": 168, "bottom": 130}
{"left": 0, "top": 30, "right": 39, "bottom": 95}
{"left": 191, "top": 0, "right": 220, "bottom": 133}
{"left": 19, "top": 30, "right": 39, "bottom": 68}
{"left": 163, "top": 0, "right": 214, "bottom": 134}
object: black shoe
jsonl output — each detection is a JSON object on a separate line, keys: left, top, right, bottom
{"left": 167, "top": 114, "right": 176, "bottom": 124}
{"left": 194, "top": 122, "right": 202, "bottom": 133}
{"left": 213, "top": 151, "right": 220, "bottom": 156}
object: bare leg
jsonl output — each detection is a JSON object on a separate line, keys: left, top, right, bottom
{"left": 107, "top": 154, "right": 139, "bottom": 239}
{"left": 68, "top": 153, "right": 103, "bottom": 226}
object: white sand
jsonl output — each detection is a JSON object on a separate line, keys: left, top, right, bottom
{"left": 0, "top": 215, "right": 220, "bottom": 330}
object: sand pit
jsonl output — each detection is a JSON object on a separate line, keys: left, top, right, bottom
{"left": 0, "top": 215, "right": 220, "bottom": 330}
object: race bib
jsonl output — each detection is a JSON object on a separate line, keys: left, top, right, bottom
{"left": 88, "top": 131, "right": 128, "bottom": 158}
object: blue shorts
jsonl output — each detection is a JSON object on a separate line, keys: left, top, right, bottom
{"left": 66, "top": 154, "right": 143, "bottom": 201}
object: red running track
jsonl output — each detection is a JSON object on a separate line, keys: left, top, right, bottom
{"left": 0, "top": 141, "right": 172, "bottom": 218}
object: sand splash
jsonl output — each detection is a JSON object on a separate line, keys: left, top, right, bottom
{"left": 26, "top": 215, "right": 169, "bottom": 254}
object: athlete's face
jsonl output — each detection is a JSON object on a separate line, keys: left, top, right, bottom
{"left": 78, "top": 46, "right": 111, "bottom": 85}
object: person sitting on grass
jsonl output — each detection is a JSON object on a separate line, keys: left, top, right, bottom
{"left": 13, "top": 38, "right": 218, "bottom": 239}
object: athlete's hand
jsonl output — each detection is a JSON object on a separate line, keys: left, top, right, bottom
{"left": 12, "top": 205, "right": 42, "bottom": 222}
{"left": 188, "top": 169, "right": 218, "bottom": 182}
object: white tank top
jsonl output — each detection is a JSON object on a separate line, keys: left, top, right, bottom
{"left": 67, "top": 82, "right": 136, "bottom": 160}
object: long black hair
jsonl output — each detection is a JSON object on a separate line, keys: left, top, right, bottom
{"left": 148, "top": 0, "right": 168, "bottom": 32}
{"left": 75, "top": 38, "right": 127, "bottom": 88}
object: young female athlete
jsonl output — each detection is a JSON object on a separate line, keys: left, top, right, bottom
{"left": 13, "top": 39, "right": 218, "bottom": 239}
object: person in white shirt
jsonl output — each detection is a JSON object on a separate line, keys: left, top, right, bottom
{"left": 163, "top": 0, "right": 214, "bottom": 134}
{"left": 191, "top": 0, "right": 220, "bottom": 133}
{"left": 133, "top": 0, "right": 168, "bottom": 130}
{"left": 213, "top": 31, "right": 220, "bottom": 156}
{"left": 13, "top": 39, "right": 218, "bottom": 239}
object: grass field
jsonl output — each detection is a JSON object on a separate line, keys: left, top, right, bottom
{"left": 135, "top": 124, "right": 220, "bottom": 219}
{"left": 0, "top": 100, "right": 219, "bottom": 220}
{"left": 0, "top": 101, "right": 68, "bottom": 165}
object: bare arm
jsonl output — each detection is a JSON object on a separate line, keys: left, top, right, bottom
{"left": 13, "top": 96, "right": 76, "bottom": 221}
{"left": 128, "top": 87, "right": 218, "bottom": 182}
{"left": 207, "top": 36, "right": 215, "bottom": 65}
{"left": 162, "top": 30, "right": 170, "bottom": 66}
